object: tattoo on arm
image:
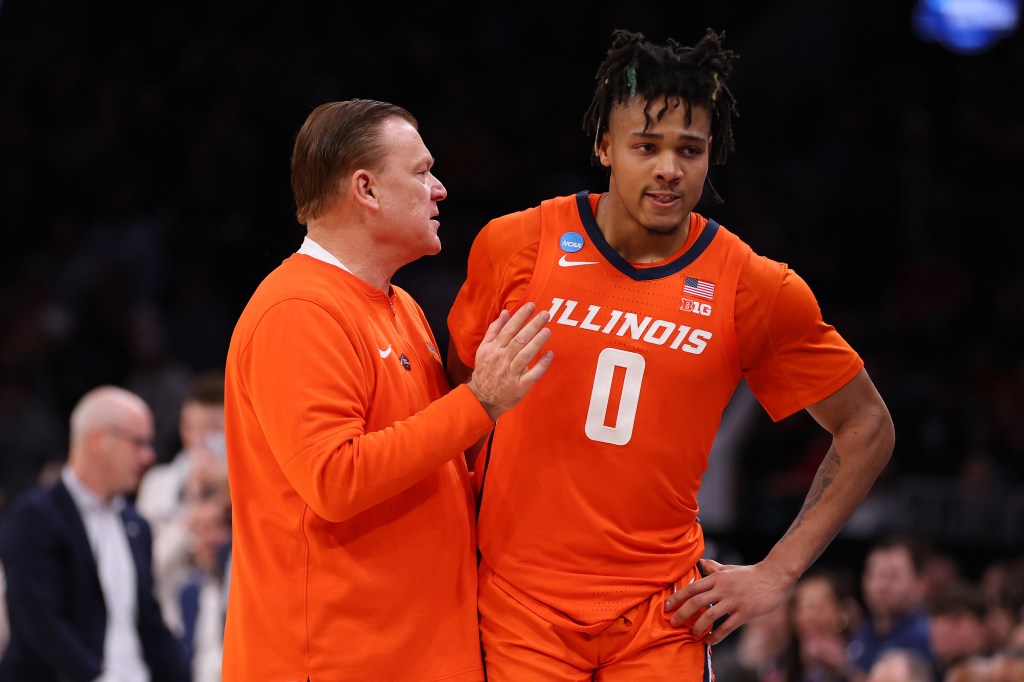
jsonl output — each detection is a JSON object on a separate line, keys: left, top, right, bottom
{"left": 779, "top": 445, "right": 841, "bottom": 546}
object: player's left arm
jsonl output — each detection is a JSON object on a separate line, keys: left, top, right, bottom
{"left": 665, "top": 368, "right": 894, "bottom": 643}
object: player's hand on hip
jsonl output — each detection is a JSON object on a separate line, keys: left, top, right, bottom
{"left": 467, "top": 302, "right": 553, "bottom": 420}
{"left": 663, "top": 558, "right": 791, "bottom": 645}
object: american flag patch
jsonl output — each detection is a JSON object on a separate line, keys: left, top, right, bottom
{"left": 683, "top": 276, "right": 716, "bottom": 300}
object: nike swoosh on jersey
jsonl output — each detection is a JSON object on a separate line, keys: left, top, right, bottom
{"left": 558, "top": 254, "right": 600, "bottom": 267}
{"left": 378, "top": 345, "right": 393, "bottom": 358}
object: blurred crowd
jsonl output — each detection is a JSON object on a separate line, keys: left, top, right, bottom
{"left": 0, "top": 3, "right": 1023, "bottom": 671}
{"left": 711, "top": 535, "right": 1024, "bottom": 681}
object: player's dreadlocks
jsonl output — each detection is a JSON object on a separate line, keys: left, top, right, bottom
{"left": 583, "top": 28, "right": 739, "bottom": 201}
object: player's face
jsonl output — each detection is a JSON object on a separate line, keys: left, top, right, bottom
{"left": 598, "top": 95, "right": 711, "bottom": 235}
{"left": 373, "top": 118, "right": 447, "bottom": 263}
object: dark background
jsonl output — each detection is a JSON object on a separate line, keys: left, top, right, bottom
{"left": 1, "top": 0, "right": 1022, "bottom": 574}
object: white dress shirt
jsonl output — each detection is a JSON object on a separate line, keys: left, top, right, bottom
{"left": 62, "top": 468, "right": 149, "bottom": 682}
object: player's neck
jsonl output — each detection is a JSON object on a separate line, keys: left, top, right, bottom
{"left": 595, "top": 193, "right": 691, "bottom": 264}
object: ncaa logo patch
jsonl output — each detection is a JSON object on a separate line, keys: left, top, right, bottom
{"left": 559, "top": 231, "right": 585, "bottom": 253}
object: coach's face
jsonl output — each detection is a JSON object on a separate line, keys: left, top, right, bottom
{"left": 370, "top": 117, "right": 448, "bottom": 266}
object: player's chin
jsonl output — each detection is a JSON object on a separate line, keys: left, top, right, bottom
{"left": 642, "top": 219, "right": 683, "bottom": 236}
{"left": 640, "top": 204, "right": 684, "bottom": 227}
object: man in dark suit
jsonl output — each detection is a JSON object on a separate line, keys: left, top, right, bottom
{"left": 0, "top": 385, "right": 188, "bottom": 682}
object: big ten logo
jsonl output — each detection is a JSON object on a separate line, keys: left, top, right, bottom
{"left": 680, "top": 298, "right": 713, "bottom": 316}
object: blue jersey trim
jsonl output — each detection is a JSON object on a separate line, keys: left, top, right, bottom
{"left": 574, "top": 190, "right": 718, "bottom": 281}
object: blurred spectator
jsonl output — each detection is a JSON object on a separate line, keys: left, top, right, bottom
{"left": 987, "top": 652, "right": 1024, "bottom": 682}
{"left": 135, "top": 369, "right": 226, "bottom": 637}
{"left": 978, "top": 555, "right": 1024, "bottom": 652}
{"left": 712, "top": 602, "right": 790, "bottom": 681}
{"left": 920, "top": 546, "right": 961, "bottom": 604}
{"left": 1006, "top": 619, "right": 1024, "bottom": 653}
{"left": 929, "top": 580, "right": 993, "bottom": 679}
{"left": 864, "top": 648, "right": 935, "bottom": 682}
{"left": 178, "top": 492, "right": 231, "bottom": 682}
{"left": 0, "top": 385, "right": 187, "bottom": 681}
{"left": 779, "top": 568, "right": 861, "bottom": 681}
{"left": 847, "top": 535, "right": 935, "bottom": 677}
{"left": 944, "top": 652, "right": 1024, "bottom": 682}
{"left": 944, "top": 657, "right": 989, "bottom": 682}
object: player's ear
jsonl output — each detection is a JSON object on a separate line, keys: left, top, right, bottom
{"left": 597, "top": 132, "right": 612, "bottom": 169}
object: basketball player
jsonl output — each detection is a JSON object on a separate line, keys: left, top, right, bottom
{"left": 446, "top": 28, "right": 895, "bottom": 681}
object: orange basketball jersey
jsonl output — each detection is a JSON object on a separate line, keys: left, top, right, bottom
{"left": 449, "top": 192, "right": 863, "bottom": 627}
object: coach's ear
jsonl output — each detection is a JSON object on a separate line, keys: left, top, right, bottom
{"left": 352, "top": 169, "right": 380, "bottom": 210}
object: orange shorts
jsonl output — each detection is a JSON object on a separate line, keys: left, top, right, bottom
{"left": 478, "top": 560, "right": 715, "bottom": 681}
